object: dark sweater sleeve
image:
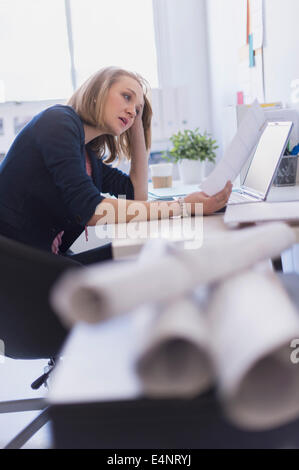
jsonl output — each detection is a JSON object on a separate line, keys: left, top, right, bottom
{"left": 33, "top": 107, "right": 104, "bottom": 226}
{"left": 101, "top": 161, "right": 135, "bottom": 200}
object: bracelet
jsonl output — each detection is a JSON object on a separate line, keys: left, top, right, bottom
{"left": 177, "top": 197, "right": 189, "bottom": 218}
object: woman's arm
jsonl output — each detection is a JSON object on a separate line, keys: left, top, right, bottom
{"left": 87, "top": 181, "right": 232, "bottom": 225}
{"left": 128, "top": 113, "right": 149, "bottom": 201}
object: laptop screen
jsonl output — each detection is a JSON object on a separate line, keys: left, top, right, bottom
{"left": 243, "top": 121, "right": 293, "bottom": 197}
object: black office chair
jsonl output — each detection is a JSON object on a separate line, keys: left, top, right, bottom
{"left": 0, "top": 234, "right": 81, "bottom": 449}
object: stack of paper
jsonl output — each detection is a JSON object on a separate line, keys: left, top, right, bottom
{"left": 148, "top": 181, "right": 199, "bottom": 200}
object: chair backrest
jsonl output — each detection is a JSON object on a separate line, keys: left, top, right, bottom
{"left": 0, "top": 235, "right": 82, "bottom": 359}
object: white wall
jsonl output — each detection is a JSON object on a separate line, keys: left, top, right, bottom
{"left": 263, "top": 0, "right": 299, "bottom": 105}
{"left": 206, "top": 0, "right": 299, "bottom": 161}
{"left": 153, "top": 0, "right": 212, "bottom": 134}
{"left": 206, "top": 0, "right": 241, "bottom": 160}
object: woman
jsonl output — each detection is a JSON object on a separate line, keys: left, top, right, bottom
{"left": 0, "top": 67, "right": 232, "bottom": 264}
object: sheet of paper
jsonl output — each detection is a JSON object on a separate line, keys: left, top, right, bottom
{"left": 200, "top": 100, "right": 265, "bottom": 196}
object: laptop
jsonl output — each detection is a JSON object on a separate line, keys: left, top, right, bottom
{"left": 228, "top": 121, "right": 293, "bottom": 205}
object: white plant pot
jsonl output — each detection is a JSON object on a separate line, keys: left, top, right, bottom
{"left": 178, "top": 159, "right": 205, "bottom": 184}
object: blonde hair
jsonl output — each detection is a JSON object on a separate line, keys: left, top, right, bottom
{"left": 67, "top": 66, "right": 152, "bottom": 163}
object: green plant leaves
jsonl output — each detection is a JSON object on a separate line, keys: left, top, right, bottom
{"left": 162, "top": 128, "right": 218, "bottom": 163}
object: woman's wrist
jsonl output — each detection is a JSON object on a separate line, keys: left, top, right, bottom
{"left": 128, "top": 116, "right": 144, "bottom": 140}
{"left": 177, "top": 197, "right": 190, "bottom": 217}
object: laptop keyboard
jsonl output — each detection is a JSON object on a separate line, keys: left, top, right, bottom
{"left": 228, "top": 192, "right": 259, "bottom": 204}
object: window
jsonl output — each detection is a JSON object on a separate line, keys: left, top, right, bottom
{"left": 13, "top": 116, "right": 33, "bottom": 135}
{"left": 0, "top": 0, "right": 158, "bottom": 101}
{"left": 0, "top": 0, "right": 72, "bottom": 101}
{"left": 70, "top": 0, "right": 158, "bottom": 89}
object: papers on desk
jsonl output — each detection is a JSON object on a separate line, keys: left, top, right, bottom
{"left": 201, "top": 100, "right": 266, "bottom": 196}
{"left": 148, "top": 181, "right": 199, "bottom": 199}
{"left": 50, "top": 222, "right": 299, "bottom": 430}
{"left": 224, "top": 200, "right": 299, "bottom": 226}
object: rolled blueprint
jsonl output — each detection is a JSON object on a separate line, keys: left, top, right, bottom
{"left": 51, "top": 222, "right": 295, "bottom": 327}
{"left": 207, "top": 269, "right": 299, "bottom": 430}
{"left": 136, "top": 296, "right": 214, "bottom": 398}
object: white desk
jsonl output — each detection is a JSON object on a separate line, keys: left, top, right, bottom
{"left": 111, "top": 213, "right": 229, "bottom": 259}
{"left": 110, "top": 184, "right": 299, "bottom": 260}
{"left": 70, "top": 182, "right": 299, "bottom": 259}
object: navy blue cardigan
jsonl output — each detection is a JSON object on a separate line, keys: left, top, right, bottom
{"left": 0, "top": 105, "right": 134, "bottom": 252}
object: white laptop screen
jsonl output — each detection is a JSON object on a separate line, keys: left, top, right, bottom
{"left": 243, "top": 121, "right": 293, "bottom": 197}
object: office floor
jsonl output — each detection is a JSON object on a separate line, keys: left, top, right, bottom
{"left": 0, "top": 357, "right": 52, "bottom": 449}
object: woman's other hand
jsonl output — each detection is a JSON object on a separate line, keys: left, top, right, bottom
{"left": 184, "top": 181, "right": 233, "bottom": 215}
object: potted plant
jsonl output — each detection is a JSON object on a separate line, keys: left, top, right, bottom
{"left": 163, "top": 128, "right": 218, "bottom": 184}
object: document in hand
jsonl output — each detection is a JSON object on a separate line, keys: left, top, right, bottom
{"left": 201, "top": 100, "right": 266, "bottom": 196}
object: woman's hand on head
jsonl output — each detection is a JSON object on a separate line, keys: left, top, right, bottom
{"left": 128, "top": 106, "right": 144, "bottom": 135}
{"left": 184, "top": 181, "right": 233, "bottom": 215}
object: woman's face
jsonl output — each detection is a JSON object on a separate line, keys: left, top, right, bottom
{"left": 102, "top": 76, "right": 144, "bottom": 136}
